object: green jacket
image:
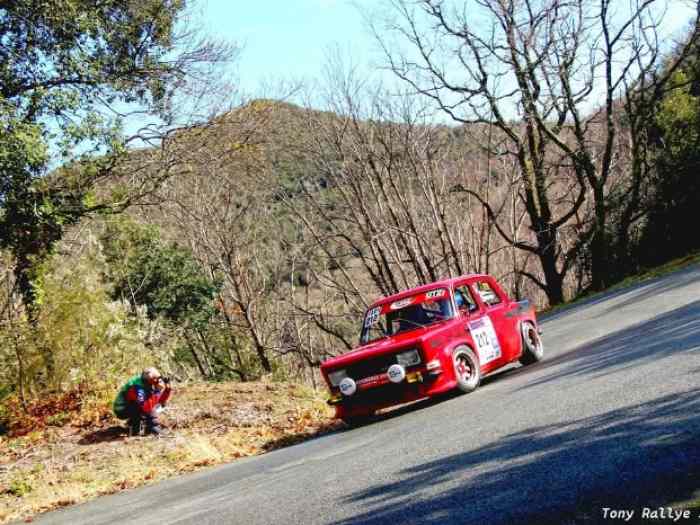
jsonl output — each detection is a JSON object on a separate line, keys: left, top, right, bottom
{"left": 113, "top": 375, "right": 146, "bottom": 414}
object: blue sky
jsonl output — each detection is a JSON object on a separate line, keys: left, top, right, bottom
{"left": 202, "top": 0, "right": 379, "bottom": 94}
{"left": 200, "top": 0, "right": 697, "bottom": 99}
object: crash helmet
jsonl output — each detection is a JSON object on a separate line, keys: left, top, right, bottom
{"left": 454, "top": 290, "right": 465, "bottom": 308}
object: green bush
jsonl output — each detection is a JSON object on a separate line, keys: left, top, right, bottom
{"left": 8, "top": 478, "right": 33, "bottom": 497}
{"left": 0, "top": 232, "right": 167, "bottom": 400}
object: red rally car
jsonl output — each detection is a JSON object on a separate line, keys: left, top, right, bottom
{"left": 321, "top": 274, "right": 544, "bottom": 425}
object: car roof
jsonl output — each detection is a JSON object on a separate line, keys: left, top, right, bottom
{"left": 369, "top": 274, "right": 490, "bottom": 309}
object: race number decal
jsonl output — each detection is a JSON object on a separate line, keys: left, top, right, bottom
{"left": 364, "top": 307, "right": 381, "bottom": 327}
{"left": 426, "top": 289, "right": 446, "bottom": 299}
{"left": 469, "top": 316, "right": 502, "bottom": 365}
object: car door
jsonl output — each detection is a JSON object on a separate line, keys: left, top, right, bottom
{"left": 469, "top": 278, "right": 519, "bottom": 363}
{"left": 454, "top": 281, "right": 506, "bottom": 373}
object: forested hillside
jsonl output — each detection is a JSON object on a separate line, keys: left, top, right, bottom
{"left": 2, "top": 0, "right": 700, "bottom": 422}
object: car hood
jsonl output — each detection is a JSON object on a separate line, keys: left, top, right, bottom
{"left": 321, "top": 320, "right": 455, "bottom": 371}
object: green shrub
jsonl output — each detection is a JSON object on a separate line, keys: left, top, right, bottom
{"left": 8, "top": 478, "right": 33, "bottom": 497}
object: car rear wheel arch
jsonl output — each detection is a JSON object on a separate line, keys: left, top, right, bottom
{"left": 519, "top": 321, "right": 544, "bottom": 365}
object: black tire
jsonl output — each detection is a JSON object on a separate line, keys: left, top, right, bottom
{"left": 519, "top": 321, "right": 544, "bottom": 365}
{"left": 452, "top": 346, "right": 481, "bottom": 393}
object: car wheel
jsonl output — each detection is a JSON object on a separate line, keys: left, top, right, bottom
{"left": 519, "top": 321, "right": 544, "bottom": 365}
{"left": 452, "top": 346, "right": 481, "bottom": 393}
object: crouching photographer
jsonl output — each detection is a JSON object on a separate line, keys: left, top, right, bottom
{"left": 113, "top": 367, "right": 172, "bottom": 436}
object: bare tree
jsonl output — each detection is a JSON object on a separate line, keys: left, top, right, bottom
{"left": 374, "top": 0, "right": 700, "bottom": 303}
{"left": 153, "top": 100, "right": 316, "bottom": 376}
{"left": 282, "top": 68, "right": 524, "bottom": 351}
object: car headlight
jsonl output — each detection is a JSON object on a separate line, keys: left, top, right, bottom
{"left": 396, "top": 349, "right": 421, "bottom": 367}
{"left": 328, "top": 369, "right": 348, "bottom": 387}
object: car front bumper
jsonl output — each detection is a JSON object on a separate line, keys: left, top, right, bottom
{"left": 328, "top": 364, "right": 455, "bottom": 418}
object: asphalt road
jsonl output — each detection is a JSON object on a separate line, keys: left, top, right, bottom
{"left": 34, "top": 265, "right": 700, "bottom": 525}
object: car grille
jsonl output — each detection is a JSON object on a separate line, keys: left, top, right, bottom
{"left": 345, "top": 349, "right": 421, "bottom": 380}
{"left": 346, "top": 353, "right": 399, "bottom": 380}
{"left": 344, "top": 382, "right": 421, "bottom": 407}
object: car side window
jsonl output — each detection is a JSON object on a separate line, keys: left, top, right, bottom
{"left": 474, "top": 281, "right": 502, "bottom": 306}
{"left": 454, "top": 285, "right": 478, "bottom": 313}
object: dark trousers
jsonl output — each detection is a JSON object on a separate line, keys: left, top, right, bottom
{"left": 115, "top": 402, "right": 160, "bottom": 435}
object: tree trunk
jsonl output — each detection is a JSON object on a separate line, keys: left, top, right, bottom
{"left": 590, "top": 195, "right": 609, "bottom": 291}
{"left": 183, "top": 330, "right": 208, "bottom": 378}
{"left": 538, "top": 236, "right": 565, "bottom": 307}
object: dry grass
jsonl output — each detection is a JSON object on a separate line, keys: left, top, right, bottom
{"left": 0, "top": 381, "right": 339, "bottom": 524}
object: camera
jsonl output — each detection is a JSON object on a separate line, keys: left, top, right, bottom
{"left": 161, "top": 376, "right": 171, "bottom": 385}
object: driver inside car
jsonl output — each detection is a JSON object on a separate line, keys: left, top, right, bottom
{"left": 392, "top": 304, "right": 430, "bottom": 333}
{"left": 455, "top": 289, "right": 467, "bottom": 310}
{"left": 455, "top": 289, "right": 477, "bottom": 313}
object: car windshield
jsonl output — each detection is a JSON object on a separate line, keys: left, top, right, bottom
{"left": 360, "top": 288, "right": 454, "bottom": 344}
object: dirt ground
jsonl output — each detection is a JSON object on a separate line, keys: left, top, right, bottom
{"left": 0, "top": 381, "right": 340, "bottom": 523}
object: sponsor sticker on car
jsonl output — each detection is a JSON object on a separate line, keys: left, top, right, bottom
{"left": 390, "top": 298, "right": 414, "bottom": 310}
{"left": 469, "top": 315, "right": 502, "bottom": 364}
{"left": 339, "top": 377, "right": 357, "bottom": 396}
{"left": 387, "top": 364, "right": 406, "bottom": 383}
{"left": 357, "top": 374, "right": 383, "bottom": 385}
